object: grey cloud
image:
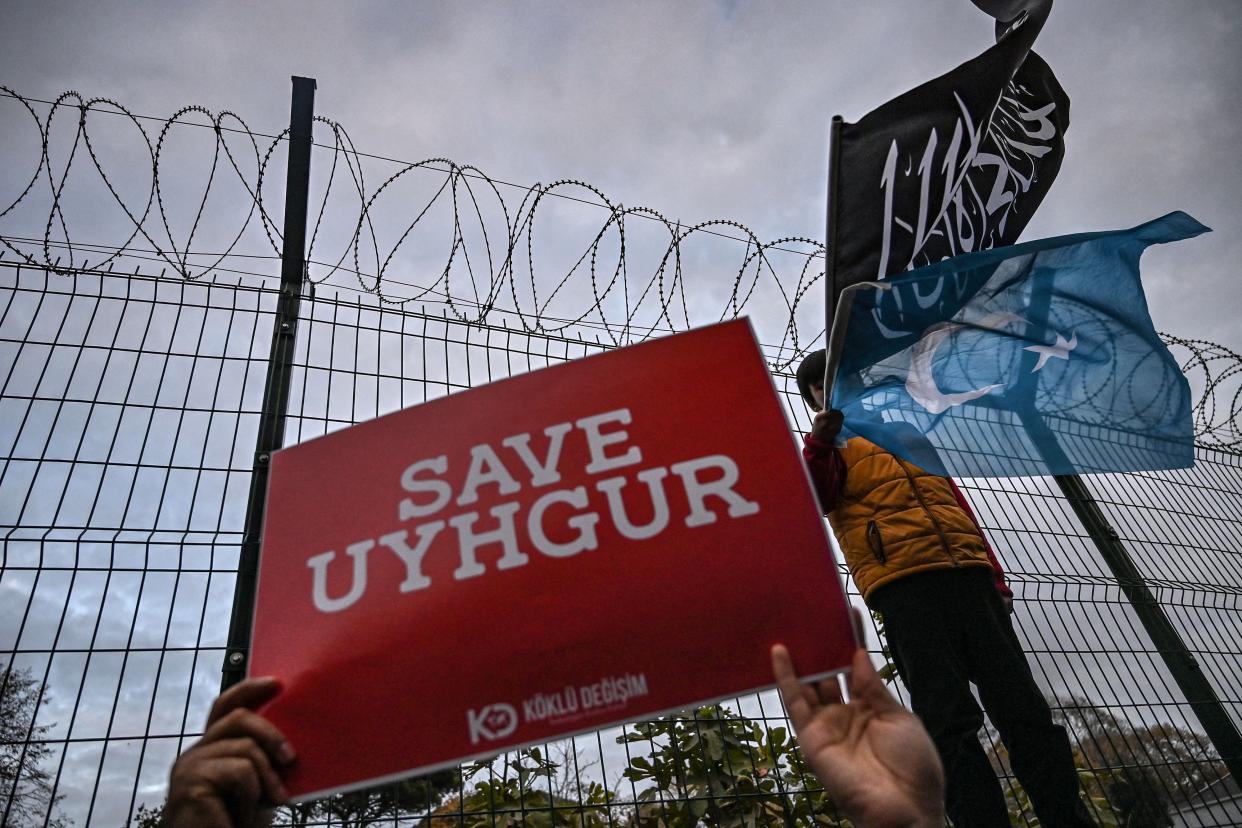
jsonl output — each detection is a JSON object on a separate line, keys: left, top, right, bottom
{"left": 2, "top": 3, "right": 1239, "bottom": 822}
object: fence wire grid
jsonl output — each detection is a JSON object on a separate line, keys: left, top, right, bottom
{"left": 2, "top": 84, "right": 1242, "bottom": 827}
{"left": 3, "top": 261, "right": 1240, "bottom": 827}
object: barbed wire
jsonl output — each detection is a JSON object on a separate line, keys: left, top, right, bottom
{"left": 1, "top": 86, "right": 1239, "bottom": 447}
{"left": 1164, "top": 336, "right": 1242, "bottom": 451}
{"left": 0, "top": 86, "right": 825, "bottom": 367}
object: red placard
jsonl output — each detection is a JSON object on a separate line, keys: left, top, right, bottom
{"left": 250, "top": 319, "right": 855, "bottom": 799}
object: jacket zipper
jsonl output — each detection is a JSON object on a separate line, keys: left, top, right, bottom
{"left": 893, "top": 456, "right": 957, "bottom": 565}
{"left": 866, "top": 520, "right": 887, "bottom": 564}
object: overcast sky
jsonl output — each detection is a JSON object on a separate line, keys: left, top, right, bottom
{"left": 2, "top": 0, "right": 1240, "bottom": 352}
{"left": 2, "top": 2, "right": 1240, "bottom": 823}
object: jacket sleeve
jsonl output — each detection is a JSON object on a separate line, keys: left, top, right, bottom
{"left": 802, "top": 433, "right": 846, "bottom": 514}
{"left": 947, "top": 477, "right": 1013, "bottom": 599}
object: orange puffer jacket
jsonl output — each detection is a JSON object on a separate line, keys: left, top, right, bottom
{"left": 826, "top": 437, "right": 995, "bottom": 601}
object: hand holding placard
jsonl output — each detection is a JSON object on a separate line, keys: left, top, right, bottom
{"left": 164, "top": 677, "right": 296, "bottom": 827}
{"left": 164, "top": 640, "right": 942, "bottom": 828}
{"left": 250, "top": 320, "right": 855, "bottom": 799}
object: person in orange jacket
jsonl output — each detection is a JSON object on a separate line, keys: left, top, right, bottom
{"left": 796, "top": 350, "right": 1094, "bottom": 828}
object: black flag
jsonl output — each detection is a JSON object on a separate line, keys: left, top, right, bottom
{"left": 828, "top": 0, "right": 1069, "bottom": 297}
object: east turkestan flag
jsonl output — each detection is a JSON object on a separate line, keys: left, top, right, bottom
{"left": 831, "top": 212, "right": 1208, "bottom": 478}
{"left": 830, "top": 0, "right": 1069, "bottom": 294}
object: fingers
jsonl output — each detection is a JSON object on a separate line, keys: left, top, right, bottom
{"left": 773, "top": 644, "right": 856, "bottom": 722}
{"left": 813, "top": 410, "right": 842, "bottom": 427}
{"left": 192, "top": 738, "right": 289, "bottom": 805}
{"left": 846, "top": 648, "right": 904, "bottom": 715}
{"left": 167, "top": 750, "right": 267, "bottom": 827}
{"left": 771, "top": 644, "right": 817, "bottom": 728}
{"left": 771, "top": 644, "right": 800, "bottom": 703}
{"left": 204, "top": 755, "right": 263, "bottom": 803}
{"left": 815, "top": 676, "right": 844, "bottom": 706}
{"left": 818, "top": 409, "right": 844, "bottom": 436}
{"left": 197, "top": 684, "right": 296, "bottom": 805}
{"left": 201, "top": 707, "right": 296, "bottom": 768}
{"left": 810, "top": 409, "right": 844, "bottom": 441}
{"left": 848, "top": 607, "right": 868, "bottom": 647}
{"left": 166, "top": 679, "right": 294, "bottom": 828}
{"left": 203, "top": 677, "right": 292, "bottom": 768}
{"left": 207, "top": 676, "right": 282, "bottom": 728}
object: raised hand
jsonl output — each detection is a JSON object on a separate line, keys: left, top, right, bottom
{"left": 771, "top": 642, "right": 945, "bottom": 828}
{"left": 163, "top": 677, "right": 296, "bottom": 828}
{"left": 809, "top": 408, "right": 844, "bottom": 443}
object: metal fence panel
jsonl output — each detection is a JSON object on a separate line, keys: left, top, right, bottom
{"left": 4, "top": 265, "right": 1241, "bottom": 825}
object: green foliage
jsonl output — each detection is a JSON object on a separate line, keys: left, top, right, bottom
{"left": 127, "top": 677, "right": 1225, "bottom": 828}
{"left": 279, "top": 769, "right": 459, "bottom": 827}
{"left": 125, "top": 663, "right": 1229, "bottom": 828}
{"left": 868, "top": 610, "right": 899, "bottom": 685}
{"left": 989, "top": 760, "right": 1125, "bottom": 828}
{"left": 869, "top": 604, "right": 1227, "bottom": 827}
{"left": 426, "top": 747, "right": 613, "bottom": 827}
{"left": 1063, "top": 699, "right": 1225, "bottom": 827}
{"left": 617, "top": 705, "right": 850, "bottom": 827}
{"left": 987, "top": 697, "right": 1227, "bottom": 827}
{"left": 427, "top": 705, "right": 851, "bottom": 827}
{"left": 130, "top": 769, "right": 457, "bottom": 828}
{"left": 130, "top": 803, "right": 162, "bottom": 828}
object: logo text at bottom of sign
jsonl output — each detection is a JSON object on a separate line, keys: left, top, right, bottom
{"left": 469, "top": 672, "right": 651, "bottom": 744}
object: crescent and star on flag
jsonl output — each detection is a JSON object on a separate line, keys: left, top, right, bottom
{"left": 905, "top": 309, "right": 1079, "bottom": 414}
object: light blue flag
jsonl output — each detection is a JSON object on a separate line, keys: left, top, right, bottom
{"left": 830, "top": 211, "right": 1209, "bottom": 478}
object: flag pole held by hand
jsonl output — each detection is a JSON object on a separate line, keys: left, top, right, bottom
{"left": 822, "top": 281, "right": 890, "bottom": 411}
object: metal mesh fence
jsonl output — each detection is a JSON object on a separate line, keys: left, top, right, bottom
{"left": 3, "top": 261, "right": 1240, "bottom": 826}
{"left": 1, "top": 263, "right": 270, "bottom": 827}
